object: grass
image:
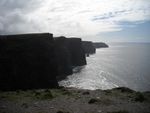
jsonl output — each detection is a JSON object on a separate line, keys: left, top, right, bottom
{"left": 0, "top": 89, "right": 53, "bottom": 101}
{"left": 0, "top": 88, "right": 79, "bottom": 102}
{"left": 0, "top": 90, "right": 34, "bottom": 101}
{"left": 103, "top": 87, "right": 147, "bottom": 103}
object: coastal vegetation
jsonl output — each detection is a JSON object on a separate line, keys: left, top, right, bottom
{"left": 0, "top": 87, "right": 150, "bottom": 113}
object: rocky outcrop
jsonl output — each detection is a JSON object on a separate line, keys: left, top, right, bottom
{"left": 0, "top": 33, "right": 59, "bottom": 90}
{"left": 93, "top": 42, "right": 109, "bottom": 48}
{"left": 82, "top": 41, "right": 96, "bottom": 56}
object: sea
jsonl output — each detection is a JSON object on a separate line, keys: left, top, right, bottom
{"left": 59, "top": 43, "right": 150, "bottom": 91}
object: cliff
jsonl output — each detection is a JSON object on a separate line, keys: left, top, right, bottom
{"left": 0, "top": 33, "right": 59, "bottom": 90}
{"left": 82, "top": 41, "right": 96, "bottom": 56}
{"left": 93, "top": 42, "right": 109, "bottom": 48}
{"left": 66, "top": 38, "right": 87, "bottom": 66}
{"left": 54, "top": 36, "right": 73, "bottom": 79}
{"left": 0, "top": 33, "right": 87, "bottom": 90}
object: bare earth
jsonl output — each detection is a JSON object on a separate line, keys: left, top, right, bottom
{"left": 0, "top": 87, "right": 150, "bottom": 113}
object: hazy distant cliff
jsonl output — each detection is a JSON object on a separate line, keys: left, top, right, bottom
{"left": 82, "top": 41, "right": 96, "bottom": 55}
{"left": 93, "top": 42, "right": 109, "bottom": 48}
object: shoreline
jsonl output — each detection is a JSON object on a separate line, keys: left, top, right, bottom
{"left": 0, "top": 87, "right": 150, "bottom": 113}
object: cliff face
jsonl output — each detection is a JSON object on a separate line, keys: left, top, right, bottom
{"left": 54, "top": 36, "right": 73, "bottom": 79}
{"left": 66, "top": 38, "right": 87, "bottom": 66}
{"left": 54, "top": 37, "right": 87, "bottom": 79}
{"left": 82, "top": 41, "right": 96, "bottom": 55}
{"left": 0, "top": 33, "right": 58, "bottom": 90}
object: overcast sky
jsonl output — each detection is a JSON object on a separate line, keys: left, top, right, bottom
{"left": 0, "top": 0, "right": 150, "bottom": 42}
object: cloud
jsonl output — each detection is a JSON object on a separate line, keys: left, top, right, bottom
{"left": 0, "top": 0, "right": 43, "bottom": 34}
{"left": 0, "top": 0, "right": 150, "bottom": 38}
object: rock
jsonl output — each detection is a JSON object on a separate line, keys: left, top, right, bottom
{"left": 93, "top": 42, "right": 109, "bottom": 48}
{"left": 88, "top": 98, "right": 99, "bottom": 104}
{"left": 33, "top": 102, "right": 40, "bottom": 107}
{"left": 82, "top": 41, "right": 96, "bottom": 55}
{"left": 82, "top": 91, "right": 90, "bottom": 95}
{"left": 50, "top": 107, "right": 54, "bottom": 109}
{"left": 97, "top": 110, "right": 102, "bottom": 113}
{"left": 113, "top": 87, "right": 135, "bottom": 93}
{"left": 0, "top": 33, "right": 58, "bottom": 90}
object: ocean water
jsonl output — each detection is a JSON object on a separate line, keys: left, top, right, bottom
{"left": 59, "top": 43, "right": 150, "bottom": 91}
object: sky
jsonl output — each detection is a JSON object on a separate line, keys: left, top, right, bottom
{"left": 0, "top": 0, "right": 150, "bottom": 42}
